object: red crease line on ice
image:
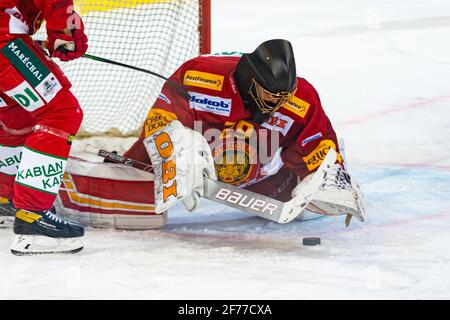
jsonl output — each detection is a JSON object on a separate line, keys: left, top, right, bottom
{"left": 356, "top": 162, "right": 450, "bottom": 171}
{"left": 338, "top": 95, "right": 450, "bottom": 127}
{"left": 362, "top": 210, "right": 450, "bottom": 231}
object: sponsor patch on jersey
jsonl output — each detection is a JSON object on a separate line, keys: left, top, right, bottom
{"left": 0, "top": 97, "right": 7, "bottom": 108}
{"left": 301, "top": 132, "right": 323, "bottom": 147}
{"left": 261, "top": 112, "right": 294, "bottom": 136}
{"left": 183, "top": 70, "right": 224, "bottom": 91}
{"left": 282, "top": 96, "right": 310, "bottom": 118}
{"left": 303, "top": 140, "right": 342, "bottom": 171}
{"left": 4, "top": 81, "right": 45, "bottom": 112}
{"left": 189, "top": 92, "right": 232, "bottom": 116}
{"left": 144, "top": 108, "right": 177, "bottom": 138}
{"left": 157, "top": 93, "right": 171, "bottom": 105}
{"left": 2, "top": 39, "right": 48, "bottom": 87}
{"left": 0, "top": 145, "right": 23, "bottom": 176}
{"left": 1, "top": 39, "right": 62, "bottom": 104}
{"left": 35, "top": 73, "right": 62, "bottom": 103}
{"left": 15, "top": 147, "right": 67, "bottom": 195}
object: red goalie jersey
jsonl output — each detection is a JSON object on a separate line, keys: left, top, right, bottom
{"left": 125, "top": 53, "right": 343, "bottom": 201}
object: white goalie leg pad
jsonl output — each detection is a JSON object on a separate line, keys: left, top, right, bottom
{"left": 57, "top": 157, "right": 165, "bottom": 230}
{"left": 10, "top": 235, "right": 83, "bottom": 255}
{"left": 293, "top": 163, "right": 366, "bottom": 222}
{"left": 144, "top": 120, "right": 216, "bottom": 213}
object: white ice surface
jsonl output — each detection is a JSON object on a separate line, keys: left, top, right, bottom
{"left": 1, "top": 0, "right": 450, "bottom": 299}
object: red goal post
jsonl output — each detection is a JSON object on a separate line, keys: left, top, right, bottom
{"left": 200, "top": 0, "right": 212, "bottom": 55}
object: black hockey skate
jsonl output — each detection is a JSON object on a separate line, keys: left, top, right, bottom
{"left": 0, "top": 197, "right": 15, "bottom": 215}
{"left": 0, "top": 197, "right": 15, "bottom": 228}
{"left": 11, "top": 208, "right": 85, "bottom": 255}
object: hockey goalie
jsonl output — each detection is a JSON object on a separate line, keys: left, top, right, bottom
{"left": 52, "top": 39, "right": 366, "bottom": 230}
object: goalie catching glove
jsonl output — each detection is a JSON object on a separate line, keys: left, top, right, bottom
{"left": 292, "top": 162, "right": 366, "bottom": 225}
{"left": 144, "top": 120, "right": 216, "bottom": 213}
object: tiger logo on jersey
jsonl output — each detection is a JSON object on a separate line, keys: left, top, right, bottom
{"left": 212, "top": 140, "right": 260, "bottom": 186}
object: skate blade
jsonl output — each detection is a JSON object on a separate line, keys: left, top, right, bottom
{"left": 0, "top": 217, "right": 13, "bottom": 229}
{"left": 10, "top": 235, "right": 84, "bottom": 256}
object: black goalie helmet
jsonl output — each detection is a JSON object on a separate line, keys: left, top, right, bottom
{"left": 234, "top": 39, "right": 298, "bottom": 124}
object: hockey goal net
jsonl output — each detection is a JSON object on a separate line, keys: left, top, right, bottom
{"left": 36, "top": 0, "right": 211, "bottom": 137}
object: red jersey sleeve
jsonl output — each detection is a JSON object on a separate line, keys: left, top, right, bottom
{"left": 281, "top": 82, "right": 342, "bottom": 179}
{"left": 34, "top": 0, "right": 75, "bottom": 32}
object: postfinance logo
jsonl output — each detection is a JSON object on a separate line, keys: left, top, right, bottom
{"left": 183, "top": 70, "right": 224, "bottom": 91}
{"left": 282, "top": 96, "right": 310, "bottom": 118}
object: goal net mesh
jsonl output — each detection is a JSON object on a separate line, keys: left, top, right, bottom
{"left": 35, "top": 0, "right": 207, "bottom": 137}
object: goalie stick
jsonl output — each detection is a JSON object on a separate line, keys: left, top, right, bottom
{"left": 82, "top": 144, "right": 337, "bottom": 224}
{"left": 36, "top": 40, "right": 191, "bottom": 101}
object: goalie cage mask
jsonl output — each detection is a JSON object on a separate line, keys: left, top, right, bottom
{"left": 234, "top": 39, "right": 297, "bottom": 124}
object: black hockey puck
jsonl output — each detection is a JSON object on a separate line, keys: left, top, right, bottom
{"left": 302, "top": 237, "right": 321, "bottom": 246}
